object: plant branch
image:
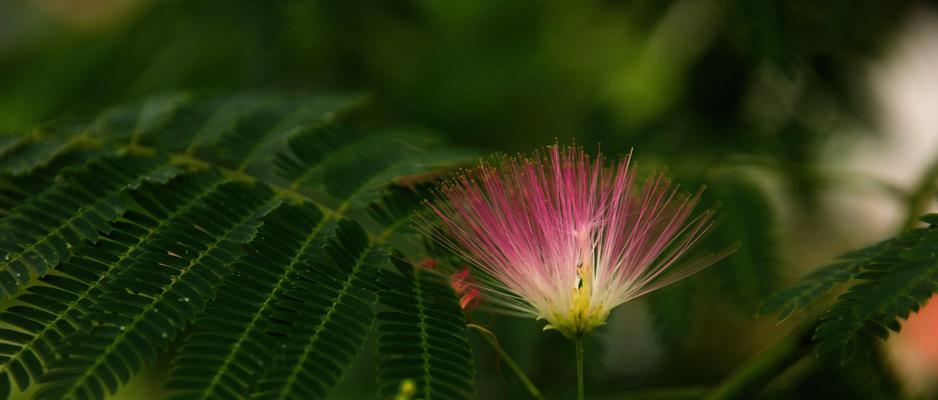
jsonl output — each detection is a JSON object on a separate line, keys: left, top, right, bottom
{"left": 703, "top": 323, "right": 814, "bottom": 400}
{"left": 576, "top": 337, "right": 585, "bottom": 400}
{"left": 593, "top": 386, "right": 708, "bottom": 400}
{"left": 468, "top": 324, "right": 546, "bottom": 400}
{"left": 705, "top": 148, "right": 938, "bottom": 398}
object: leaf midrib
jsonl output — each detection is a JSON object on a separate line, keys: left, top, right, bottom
{"left": 414, "top": 269, "right": 433, "bottom": 400}
{"left": 197, "top": 211, "right": 331, "bottom": 399}
{"left": 273, "top": 245, "right": 372, "bottom": 400}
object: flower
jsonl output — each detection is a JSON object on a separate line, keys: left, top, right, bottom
{"left": 419, "top": 145, "right": 730, "bottom": 339}
{"left": 417, "top": 258, "right": 483, "bottom": 310}
{"left": 450, "top": 267, "right": 482, "bottom": 311}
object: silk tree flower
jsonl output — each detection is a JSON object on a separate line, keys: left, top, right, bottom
{"left": 450, "top": 267, "right": 482, "bottom": 311}
{"left": 419, "top": 145, "right": 730, "bottom": 339}
{"left": 418, "top": 259, "right": 482, "bottom": 310}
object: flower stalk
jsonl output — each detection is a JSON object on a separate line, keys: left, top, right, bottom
{"left": 420, "top": 144, "right": 732, "bottom": 399}
{"left": 576, "top": 337, "right": 585, "bottom": 400}
{"left": 469, "top": 324, "right": 545, "bottom": 400}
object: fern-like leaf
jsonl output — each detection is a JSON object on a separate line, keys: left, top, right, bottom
{"left": 163, "top": 201, "right": 335, "bottom": 399}
{"left": 0, "top": 172, "right": 223, "bottom": 398}
{"left": 0, "top": 92, "right": 475, "bottom": 400}
{"left": 34, "top": 179, "right": 275, "bottom": 400}
{"left": 0, "top": 154, "right": 179, "bottom": 299}
{"left": 0, "top": 132, "right": 83, "bottom": 176}
{"left": 191, "top": 95, "right": 362, "bottom": 173}
{"left": 275, "top": 126, "right": 473, "bottom": 209}
{"left": 813, "top": 225, "right": 938, "bottom": 362}
{"left": 376, "top": 259, "right": 475, "bottom": 400}
{"left": 251, "top": 220, "right": 383, "bottom": 400}
{"left": 760, "top": 234, "right": 908, "bottom": 322}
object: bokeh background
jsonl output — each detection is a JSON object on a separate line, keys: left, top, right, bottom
{"left": 2, "top": 0, "right": 938, "bottom": 398}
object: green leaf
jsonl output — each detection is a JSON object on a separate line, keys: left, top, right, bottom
{"left": 251, "top": 219, "right": 383, "bottom": 400}
{"left": 33, "top": 179, "right": 275, "bottom": 400}
{"left": 0, "top": 172, "right": 223, "bottom": 398}
{"left": 275, "top": 126, "right": 474, "bottom": 209}
{"left": 163, "top": 202, "right": 334, "bottom": 399}
{"left": 0, "top": 133, "right": 80, "bottom": 176}
{"left": 189, "top": 94, "right": 364, "bottom": 172}
{"left": 0, "top": 150, "right": 97, "bottom": 218}
{"left": 376, "top": 258, "right": 476, "bottom": 400}
{"left": 812, "top": 226, "right": 938, "bottom": 362}
{"left": 0, "top": 154, "right": 180, "bottom": 299}
{"left": 130, "top": 93, "right": 212, "bottom": 153}
{"left": 701, "top": 180, "right": 778, "bottom": 306}
{"left": 759, "top": 235, "right": 903, "bottom": 322}
{"left": 0, "top": 92, "right": 475, "bottom": 400}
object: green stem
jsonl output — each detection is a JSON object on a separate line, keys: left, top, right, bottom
{"left": 705, "top": 151, "right": 938, "bottom": 398}
{"left": 703, "top": 323, "right": 813, "bottom": 400}
{"left": 468, "top": 324, "right": 545, "bottom": 400}
{"left": 592, "top": 386, "right": 708, "bottom": 400}
{"left": 576, "top": 337, "right": 585, "bottom": 400}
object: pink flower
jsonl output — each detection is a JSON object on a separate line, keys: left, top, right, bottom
{"left": 450, "top": 267, "right": 482, "bottom": 311}
{"left": 420, "top": 145, "right": 730, "bottom": 338}
{"left": 417, "top": 259, "right": 482, "bottom": 310}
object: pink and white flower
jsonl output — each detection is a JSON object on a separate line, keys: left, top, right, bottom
{"left": 420, "top": 145, "right": 730, "bottom": 338}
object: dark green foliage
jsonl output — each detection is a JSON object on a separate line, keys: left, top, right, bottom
{"left": 162, "top": 202, "right": 332, "bottom": 399}
{"left": 759, "top": 229, "right": 920, "bottom": 322}
{"left": 194, "top": 96, "right": 364, "bottom": 170}
{"left": 702, "top": 180, "right": 778, "bottom": 306}
{"left": 0, "top": 151, "right": 98, "bottom": 218}
{"left": 275, "top": 126, "right": 475, "bottom": 208}
{"left": 128, "top": 94, "right": 213, "bottom": 153}
{"left": 758, "top": 242, "right": 894, "bottom": 321}
{"left": 647, "top": 179, "right": 777, "bottom": 345}
{"left": 813, "top": 226, "right": 938, "bottom": 361}
{"left": 34, "top": 179, "right": 274, "bottom": 400}
{"left": 0, "top": 154, "right": 180, "bottom": 299}
{"left": 368, "top": 184, "right": 436, "bottom": 242}
{"left": 0, "top": 132, "right": 80, "bottom": 176}
{"left": 376, "top": 258, "right": 475, "bottom": 400}
{"left": 0, "top": 172, "right": 222, "bottom": 398}
{"left": 0, "top": 92, "right": 474, "bottom": 400}
{"left": 253, "top": 220, "right": 383, "bottom": 400}
{"left": 763, "top": 214, "right": 938, "bottom": 363}
{"left": 645, "top": 280, "right": 700, "bottom": 346}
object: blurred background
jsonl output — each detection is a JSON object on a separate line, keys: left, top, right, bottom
{"left": 2, "top": 0, "right": 937, "bottom": 398}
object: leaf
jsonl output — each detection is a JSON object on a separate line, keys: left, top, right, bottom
{"left": 0, "top": 150, "right": 98, "bottom": 218}
{"left": 0, "top": 133, "right": 79, "bottom": 176}
{"left": 131, "top": 93, "right": 212, "bottom": 153}
{"left": 0, "top": 154, "right": 180, "bottom": 299}
{"left": 376, "top": 258, "right": 476, "bottom": 400}
{"left": 33, "top": 179, "right": 275, "bottom": 400}
{"left": 163, "top": 202, "right": 333, "bottom": 399}
{"left": 700, "top": 180, "right": 778, "bottom": 306}
{"left": 0, "top": 92, "right": 475, "bottom": 400}
{"left": 251, "top": 219, "right": 383, "bottom": 400}
{"left": 275, "top": 126, "right": 474, "bottom": 209}
{"left": 189, "top": 94, "right": 364, "bottom": 171}
{"left": 812, "top": 226, "right": 938, "bottom": 362}
{"left": 759, "top": 234, "right": 904, "bottom": 322}
{"left": 0, "top": 172, "right": 223, "bottom": 398}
